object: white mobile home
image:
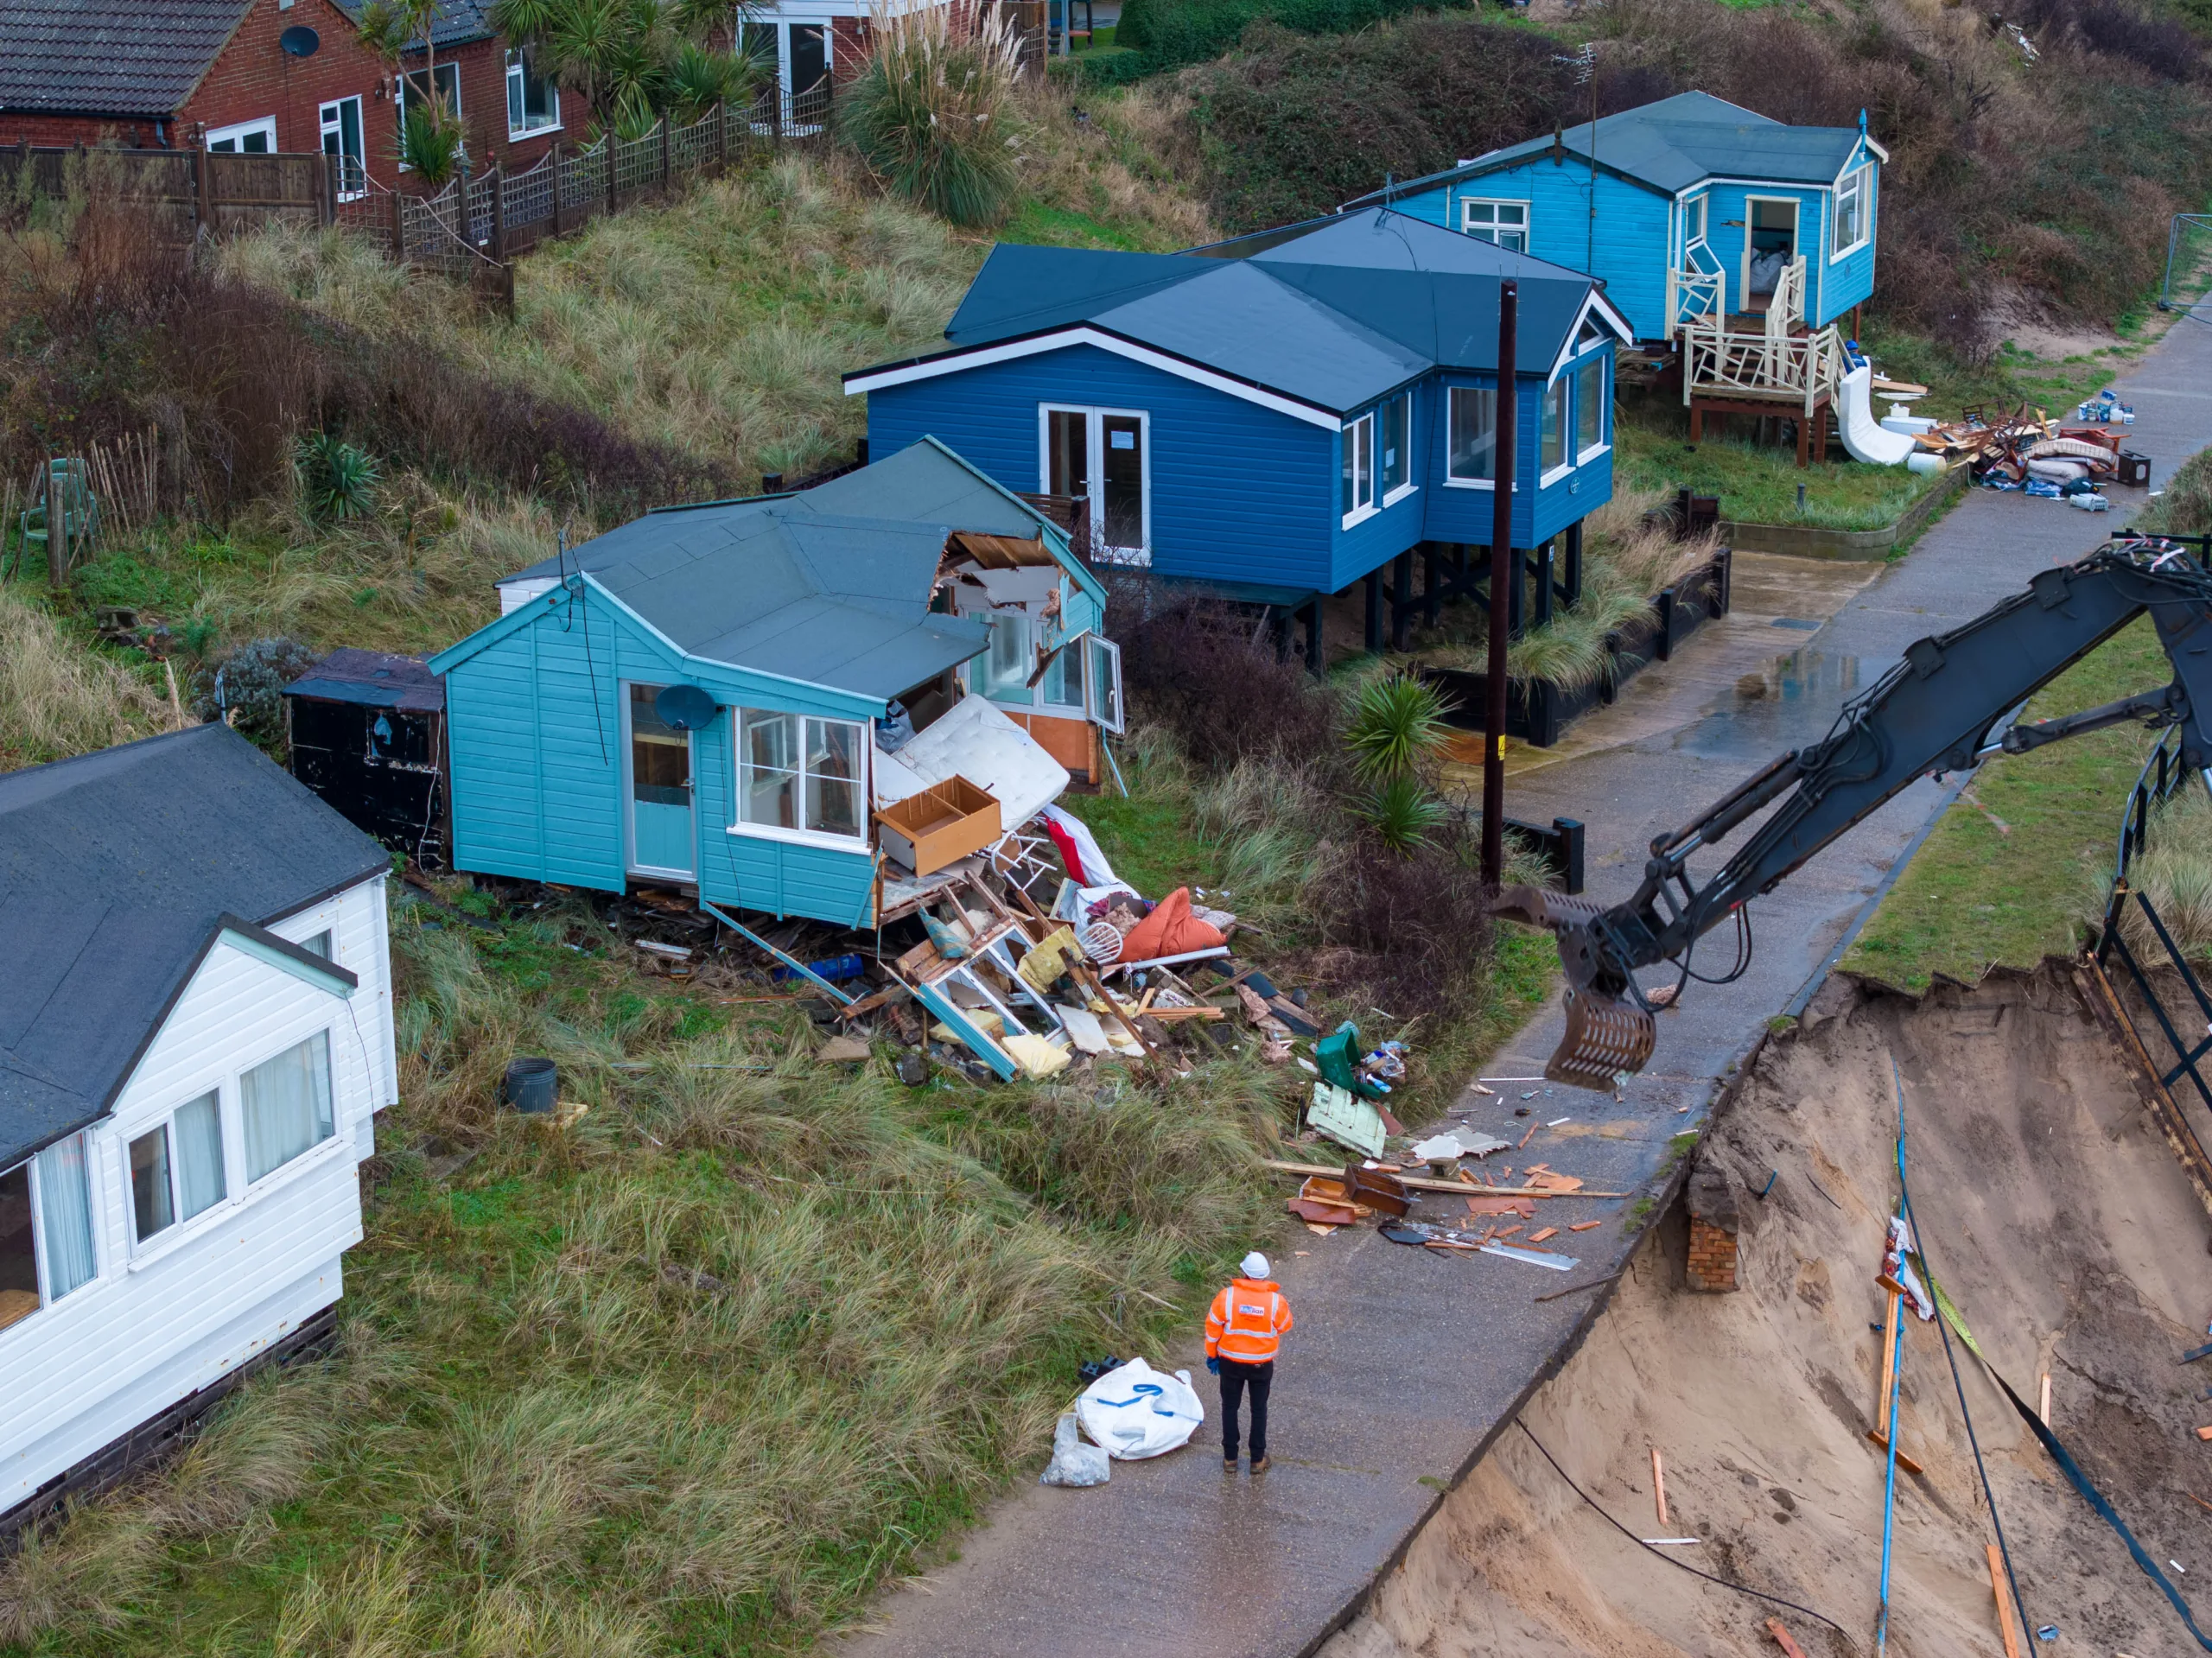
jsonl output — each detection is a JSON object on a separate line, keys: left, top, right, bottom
{"left": 0, "top": 724, "right": 396, "bottom": 1528}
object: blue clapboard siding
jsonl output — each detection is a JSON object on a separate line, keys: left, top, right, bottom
{"left": 1410, "top": 359, "right": 1611, "bottom": 551}
{"left": 441, "top": 582, "right": 879, "bottom": 925}
{"left": 866, "top": 344, "right": 1339, "bottom": 592}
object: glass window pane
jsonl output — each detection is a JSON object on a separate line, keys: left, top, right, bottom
{"left": 1341, "top": 419, "right": 1358, "bottom": 514}
{"left": 739, "top": 709, "right": 799, "bottom": 829}
{"left": 35, "top": 1134, "right": 96, "bottom": 1299}
{"left": 1382, "top": 397, "right": 1409, "bottom": 493}
{"left": 1467, "top": 202, "right": 1495, "bottom": 226}
{"left": 175, "top": 1091, "right": 227, "bottom": 1221}
{"left": 241, "top": 1032, "right": 334, "bottom": 1183}
{"left": 1100, "top": 416, "right": 1144, "bottom": 550}
{"left": 1358, "top": 420, "right": 1374, "bottom": 507}
{"left": 1042, "top": 642, "right": 1079, "bottom": 708}
{"left": 1046, "top": 409, "right": 1088, "bottom": 500}
{"left": 804, "top": 720, "right": 863, "bottom": 838}
{"left": 0, "top": 1164, "right": 36, "bottom": 1329}
{"left": 1498, "top": 203, "right": 1526, "bottom": 226}
{"left": 130, "top": 1126, "right": 175, "bottom": 1242}
{"left": 983, "top": 613, "right": 1033, "bottom": 702}
{"left": 1448, "top": 387, "right": 1496, "bottom": 481}
{"left": 1087, "top": 637, "right": 1122, "bottom": 731}
{"left": 1541, "top": 378, "right": 1567, "bottom": 471}
{"left": 1576, "top": 358, "right": 1605, "bottom": 453}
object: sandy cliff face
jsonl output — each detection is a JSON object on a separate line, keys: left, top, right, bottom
{"left": 1326, "top": 969, "right": 2212, "bottom": 1658}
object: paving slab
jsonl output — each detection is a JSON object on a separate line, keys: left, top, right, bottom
{"left": 840, "top": 314, "right": 2212, "bottom": 1658}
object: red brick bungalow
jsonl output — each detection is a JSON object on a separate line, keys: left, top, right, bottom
{"left": 0, "top": 0, "right": 584, "bottom": 188}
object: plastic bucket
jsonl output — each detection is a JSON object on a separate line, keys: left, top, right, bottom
{"left": 502, "top": 1057, "right": 557, "bottom": 1114}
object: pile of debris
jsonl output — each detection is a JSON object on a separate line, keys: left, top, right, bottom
{"left": 1916, "top": 402, "right": 2150, "bottom": 507}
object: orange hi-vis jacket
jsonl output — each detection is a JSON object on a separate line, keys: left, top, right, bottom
{"left": 1206, "top": 1277, "right": 1294, "bottom": 1364}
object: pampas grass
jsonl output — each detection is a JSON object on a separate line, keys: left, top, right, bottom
{"left": 839, "top": 1, "right": 1028, "bottom": 227}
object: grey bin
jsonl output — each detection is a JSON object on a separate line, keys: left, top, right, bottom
{"left": 502, "top": 1057, "right": 558, "bottom": 1114}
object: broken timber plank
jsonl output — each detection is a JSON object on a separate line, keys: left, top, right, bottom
{"left": 1987, "top": 1544, "right": 2025, "bottom": 1658}
{"left": 1262, "top": 1159, "right": 1628, "bottom": 1197}
{"left": 1763, "top": 1617, "right": 1811, "bottom": 1658}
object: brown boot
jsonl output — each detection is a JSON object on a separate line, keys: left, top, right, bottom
{"left": 1249, "top": 1455, "right": 1271, "bottom": 1474}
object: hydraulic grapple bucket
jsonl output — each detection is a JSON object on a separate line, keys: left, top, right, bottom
{"left": 1548, "top": 990, "right": 1656, "bottom": 1090}
{"left": 1488, "top": 884, "right": 1658, "bottom": 1090}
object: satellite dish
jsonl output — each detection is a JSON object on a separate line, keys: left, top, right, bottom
{"left": 655, "top": 683, "right": 717, "bottom": 731}
{"left": 280, "top": 24, "right": 321, "bottom": 56}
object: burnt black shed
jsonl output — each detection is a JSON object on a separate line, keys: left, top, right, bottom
{"left": 282, "top": 649, "right": 448, "bottom": 867}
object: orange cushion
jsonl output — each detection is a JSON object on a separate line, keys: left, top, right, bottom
{"left": 1118, "top": 886, "right": 1226, "bottom": 963}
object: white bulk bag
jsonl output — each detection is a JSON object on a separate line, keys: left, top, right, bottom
{"left": 1075, "top": 1357, "right": 1205, "bottom": 1460}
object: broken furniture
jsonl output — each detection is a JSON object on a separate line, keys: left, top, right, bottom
{"left": 874, "top": 776, "right": 1001, "bottom": 877}
{"left": 16, "top": 455, "right": 99, "bottom": 585}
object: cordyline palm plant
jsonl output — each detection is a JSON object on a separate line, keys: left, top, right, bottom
{"left": 358, "top": 0, "right": 463, "bottom": 185}
{"left": 489, "top": 0, "right": 752, "bottom": 137}
{"left": 839, "top": 0, "right": 1027, "bottom": 227}
{"left": 1343, "top": 672, "right": 1454, "bottom": 855}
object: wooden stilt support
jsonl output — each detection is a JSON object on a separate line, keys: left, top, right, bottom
{"left": 1363, "top": 569, "right": 1382, "bottom": 654}
{"left": 1390, "top": 551, "right": 1412, "bottom": 652}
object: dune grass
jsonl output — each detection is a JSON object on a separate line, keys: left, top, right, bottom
{"left": 0, "top": 583, "right": 170, "bottom": 769}
{"left": 1840, "top": 617, "right": 2173, "bottom": 992}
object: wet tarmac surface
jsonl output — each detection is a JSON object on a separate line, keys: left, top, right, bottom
{"left": 841, "top": 316, "right": 2212, "bottom": 1658}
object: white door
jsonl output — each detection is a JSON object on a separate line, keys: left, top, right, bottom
{"left": 319, "top": 96, "right": 365, "bottom": 198}
{"left": 206, "top": 116, "right": 276, "bottom": 154}
{"left": 1039, "top": 405, "right": 1149, "bottom": 566}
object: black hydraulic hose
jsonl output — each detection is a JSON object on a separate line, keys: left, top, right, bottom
{"left": 1515, "top": 1420, "right": 1850, "bottom": 1637}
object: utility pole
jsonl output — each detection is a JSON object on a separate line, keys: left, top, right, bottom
{"left": 1482, "top": 278, "right": 1518, "bottom": 888}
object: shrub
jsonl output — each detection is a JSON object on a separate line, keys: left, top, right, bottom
{"left": 1105, "top": 581, "right": 1336, "bottom": 770}
{"left": 841, "top": 2, "right": 1027, "bottom": 226}
{"left": 294, "top": 431, "right": 382, "bottom": 523}
{"left": 1118, "top": 0, "right": 1474, "bottom": 79}
{"left": 1356, "top": 772, "right": 1451, "bottom": 854}
{"left": 2146, "top": 448, "right": 2212, "bottom": 537}
{"left": 199, "top": 636, "right": 315, "bottom": 747}
{"left": 1343, "top": 671, "right": 1449, "bottom": 781}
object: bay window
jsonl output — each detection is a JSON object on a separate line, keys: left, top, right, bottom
{"left": 1341, "top": 412, "right": 1376, "bottom": 522}
{"left": 1447, "top": 386, "right": 1497, "bottom": 484}
{"left": 1575, "top": 355, "right": 1607, "bottom": 458}
{"left": 736, "top": 709, "right": 868, "bottom": 842}
{"left": 1540, "top": 376, "right": 1568, "bottom": 475}
{"left": 1380, "top": 394, "right": 1412, "bottom": 500}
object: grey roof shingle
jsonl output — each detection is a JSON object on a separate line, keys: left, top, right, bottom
{"left": 492, "top": 441, "right": 1093, "bottom": 703}
{"left": 0, "top": 0, "right": 250, "bottom": 118}
{"left": 893, "top": 209, "right": 1612, "bottom": 416}
{"left": 0, "top": 724, "right": 390, "bottom": 1169}
{"left": 1344, "top": 92, "right": 1867, "bottom": 207}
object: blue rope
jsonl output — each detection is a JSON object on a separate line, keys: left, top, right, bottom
{"left": 1876, "top": 1086, "right": 1907, "bottom": 1655}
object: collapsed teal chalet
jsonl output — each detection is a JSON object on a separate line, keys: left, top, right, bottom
{"left": 426, "top": 440, "right": 1116, "bottom": 926}
{"left": 1347, "top": 92, "right": 1887, "bottom": 345}
{"left": 845, "top": 210, "right": 1633, "bottom": 653}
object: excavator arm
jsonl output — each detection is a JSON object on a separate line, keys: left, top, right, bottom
{"left": 1498, "top": 538, "right": 2212, "bottom": 1089}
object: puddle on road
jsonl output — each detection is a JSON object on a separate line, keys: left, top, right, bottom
{"left": 1670, "top": 647, "right": 1893, "bottom": 761}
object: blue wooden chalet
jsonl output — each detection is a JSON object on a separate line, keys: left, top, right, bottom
{"left": 844, "top": 209, "right": 1635, "bottom": 660}
{"left": 1345, "top": 94, "right": 1889, "bottom": 465}
{"left": 426, "top": 439, "right": 1120, "bottom": 927}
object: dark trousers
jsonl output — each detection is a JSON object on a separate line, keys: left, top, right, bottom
{"left": 1218, "top": 1358, "right": 1274, "bottom": 1460}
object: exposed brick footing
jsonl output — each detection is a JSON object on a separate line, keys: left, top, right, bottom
{"left": 1687, "top": 1217, "right": 1739, "bottom": 1293}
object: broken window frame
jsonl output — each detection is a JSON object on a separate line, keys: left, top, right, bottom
{"left": 1082, "top": 633, "right": 1124, "bottom": 734}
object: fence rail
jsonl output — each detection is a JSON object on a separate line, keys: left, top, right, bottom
{"left": 5, "top": 87, "right": 833, "bottom": 282}
{"left": 1681, "top": 318, "right": 1843, "bottom": 415}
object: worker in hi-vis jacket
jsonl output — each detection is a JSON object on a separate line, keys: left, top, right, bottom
{"left": 1205, "top": 1251, "right": 1293, "bottom": 1472}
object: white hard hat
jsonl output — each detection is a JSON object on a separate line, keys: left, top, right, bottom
{"left": 1241, "top": 1251, "right": 1271, "bottom": 1280}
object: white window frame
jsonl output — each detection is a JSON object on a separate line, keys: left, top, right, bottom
{"left": 397, "top": 61, "right": 462, "bottom": 169}
{"left": 237, "top": 1030, "right": 340, "bottom": 1191}
{"left": 1340, "top": 410, "right": 1376, "bottom": 528}
{"left": 1685, "top": 193, "right": 1709, "bottom": 251}
{"left": 621, "top": 682, "right": 697, "bottom": 880}
{"left": 1538, "top": 375, "right": 1573, "bottom": 486}
{"left": 1573, "top": 353, "right": 1610, "bottom": 464}
{"left": 1460, "top": 197, "right": 1529, "bottom": 253}
{"left": 1830, "top": 164, "right": 1872, "bottom": 262}
{"left": 1037, "top": 622, "right": 1087, "bottom": 719}
{"left": 124, "top": 1090, "right": 232, "bottom": 1260}
{"left": 505, "top": 47, "right": 561, "bottom": 139}
{"left": 318, "top": 96, "right": 366, "bottom": 200}
{"left": 3, "top": 1134, "right": 99, "bottom": 1327}
{"left": 1444, "top": 384, "right": 1503, "bottom": 492}
{"left": 1035, "top": 404, "right": 1152, "bottom": 567}
{"left": 205, "top": 115, "right": 277, "bottom": 154}
{"left": 728, "top": 707, "right": 873, "bottom": 853}
{"left": 1082, "top": 633, "right": 1125, "bottom": 734}
{"left": 1380, "top": 392, "right": 1416, "bottom": 507}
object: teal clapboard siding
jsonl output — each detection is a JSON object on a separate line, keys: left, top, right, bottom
{"left": 438, "top": 579, "right": 879, "bottom": 925}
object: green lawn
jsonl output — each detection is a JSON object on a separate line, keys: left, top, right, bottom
{"left": 1613, "top": 398, "right": 1946, "bottom": 530}
{"left": 1840, "top": 618, "right": 2168, "bottom": 992}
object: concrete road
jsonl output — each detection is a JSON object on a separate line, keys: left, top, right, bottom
{"left": 840, "top": 316, "right": 2212, "bottom": 1658}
